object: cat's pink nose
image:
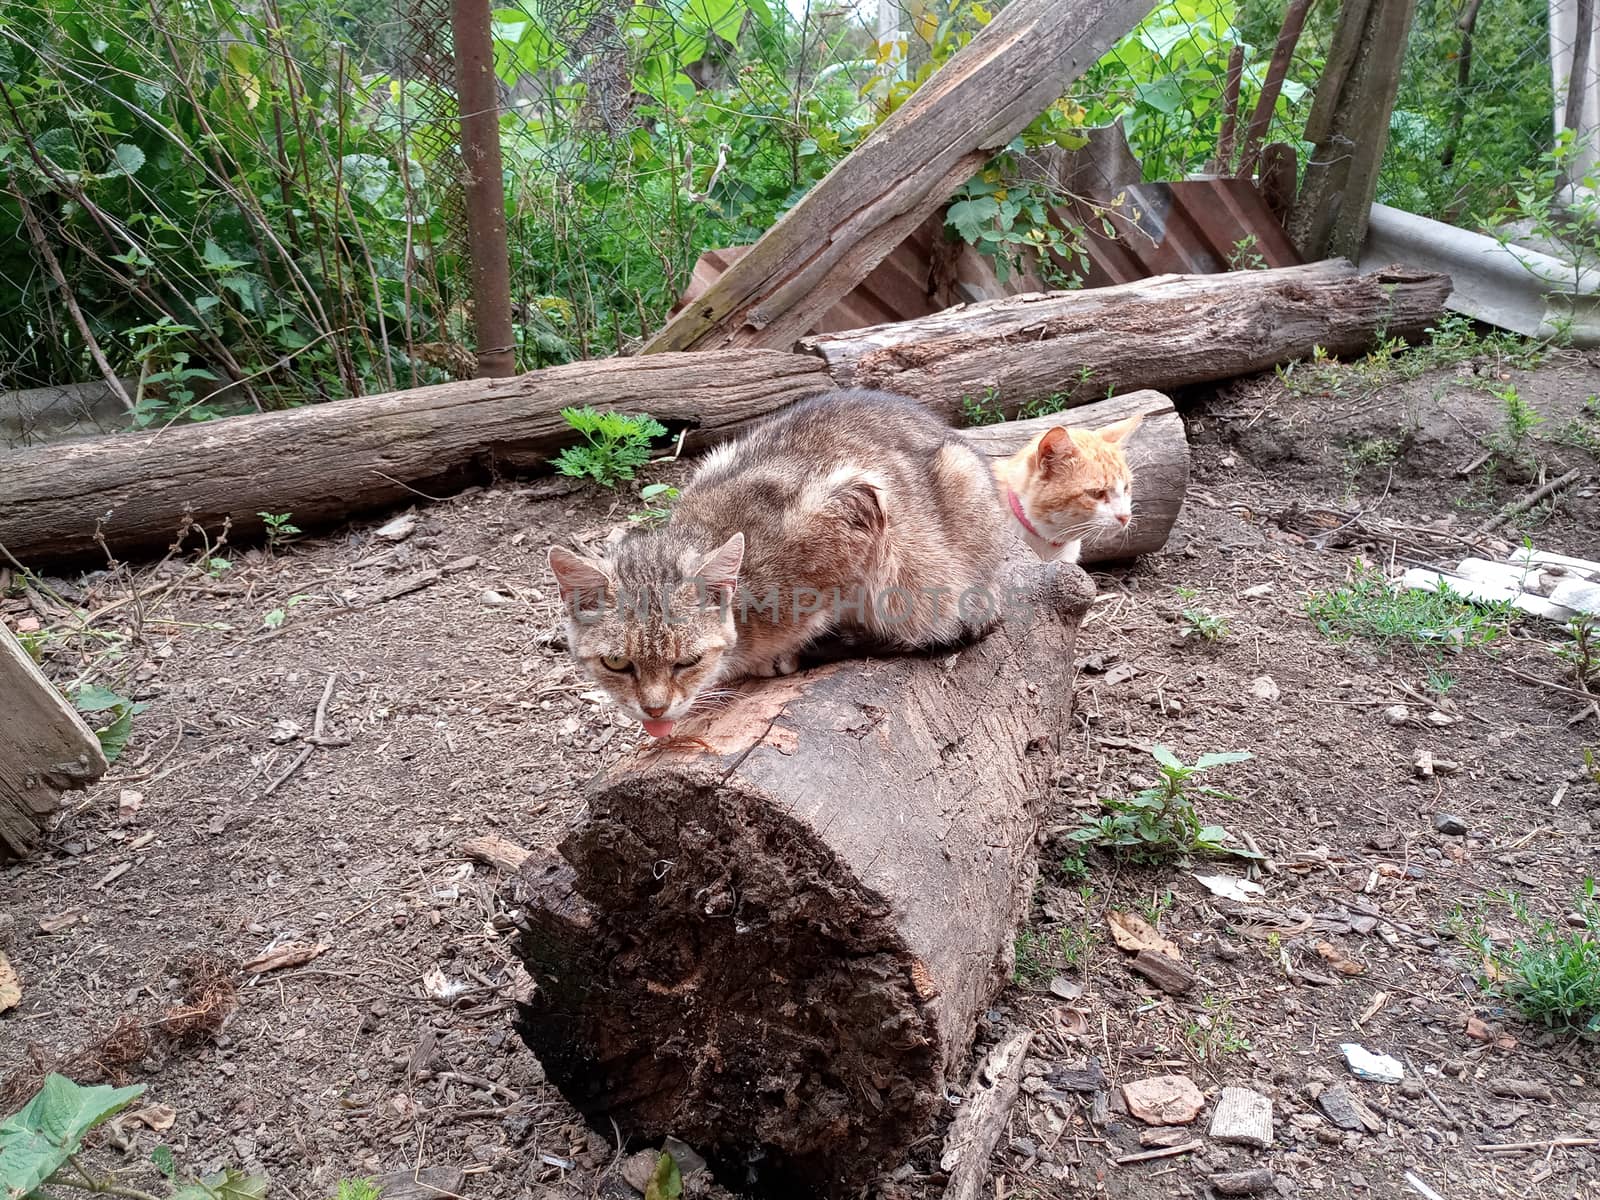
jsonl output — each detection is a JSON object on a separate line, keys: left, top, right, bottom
{"left": 642, "top": 703, "right": 668, "bottom": 717}
{"left": 1115, "top": 513, "right": 1130, "bottom": 526}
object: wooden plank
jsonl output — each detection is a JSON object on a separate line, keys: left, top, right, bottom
{"left": 1289, "top": 0, "right": 1419, "bottom": 260}
{"left": 641, "top": 0, "right": 1158, "bottom": 354}
{"left": 0, "top": 626, "right": 107, "bottom": 861}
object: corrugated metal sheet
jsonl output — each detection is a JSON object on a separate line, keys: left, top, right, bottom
{"left": 671, "top": 177, "right": 1301, "bottom": 334}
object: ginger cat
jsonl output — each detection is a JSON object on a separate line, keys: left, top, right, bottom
{"left": 547, "top": 390, "right": 1006, "bottom": 738}
{"left": 996, "top": 414, "right": 1143, "bottom": 563}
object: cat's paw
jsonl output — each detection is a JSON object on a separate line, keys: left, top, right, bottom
{"left": 750, "top": 652, "right": 801, "bottom": 677}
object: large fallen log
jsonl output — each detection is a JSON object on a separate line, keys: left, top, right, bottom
{"left": 0, "top": 351, "right": 832, "bottom": 565}
{"left": 1, "top": 262, "right": 1409, "bottom": 568}
{"left": 800, "top": 260, "right": 1453, "bottom": 414}
{"left": 1, "top": 627, "right": 107, "bottom": 861}
{"left": 963, "top": 389, "right": 1186, "bottom": 565}
{"left": 642, "top": 0, "right": 1157, "bottom": 353}
{"left": 511, "top": 559, "right": 1094, "bottom": 1199}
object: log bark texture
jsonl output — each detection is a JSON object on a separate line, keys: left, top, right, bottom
{"left": 962, "top": 390, "right": 1185, "bottom": 565}
{"left": 1, "top": 627, "right": 107, "bottom": 861}
{"left": 641, "top": 0, "right": 1157, "bottom": 354}
{"left": 800, "top": 260, "right": 1453, "bottom": 416}
{"left": 511, "top": 562, "right": 1094, "bottom": 1199}
{"left": 0, "top": 351, "right": 832, "bottom": 566}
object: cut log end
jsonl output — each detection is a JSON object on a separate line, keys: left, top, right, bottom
{"left": 515, "top": 770, "right": 946, "bottom": 1193}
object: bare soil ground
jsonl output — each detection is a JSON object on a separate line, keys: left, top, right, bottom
{"left": 4, "top": 334, "right": 1600, "bottom": 1200}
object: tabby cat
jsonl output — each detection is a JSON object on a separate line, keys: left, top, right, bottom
{"left": 996, "top": 414, "right": 1143, "bottom": 563}
{"left": 547, "top": 390, "right": 1007, "bottom": 738}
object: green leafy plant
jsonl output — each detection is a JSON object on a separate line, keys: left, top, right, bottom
{"left": 553, "top": 408, "right": 668, "bottom": 488}
{"left": 957, "top": 387, "right": 1063, "bottom": 427}
{"left": 1478, "top": 880, "right": 1600, "bottom": 1032}
{"left": 1554, "top": 614, "right": 1597, "bottom": 687}
{"left": 261, "top": 595, "right": 308, "bottom": 630}
{"left": 1012, "top": 927, "right": 1052, "bottom": 985}
{"left": 644, "top": 1150, "right": 682, "bottom": 1200}
{"left": 1069, "top": 746, "right": 1258, "bottom": 862}
{"left": 0, "top": 1075, "right": 268, "bottom": 1200}
{"left": 258, "top": 512, "right": 301, "bottom": 553}
{"left": 1306, "top": 560, "right": 1513, "bottom": 653}
{"left": 330, "top": 1181, "right": 383, "bottom": 1200}
{"left": 1184, "top": 995, "right": 1252, "bottom": 1060}
{"left": 630, "top": 482, "right": 681, "bottom": 526}
{"left": 72, "top": 683, "right": 148, "bottom": 764}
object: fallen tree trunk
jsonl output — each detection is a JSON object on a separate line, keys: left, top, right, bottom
{"left": 1, "top": 627, "right": 107, "bottom": 861}
{"left": 800, "top": 260, "right": 1452, "bottom": 414}
{"left": 511, "top": 561, "right": 1094, "bottom": 1199}
{"left": 642, "top": 0, "right": 1157, "bottom": 353}
{"left": 0, "top": 351, "right": 832, "bottom": 566}
{"left": 963, "top": 390, "right": 1186, "bottom": 565}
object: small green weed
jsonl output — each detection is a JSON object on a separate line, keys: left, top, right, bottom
{"left": 1555, "top": 615, "right": 1598, "bottom": 687}
{"left": 1488, "top": 382, "right": 1544, "bottom": 460}
{"left": 259, "top": 511, "right": 301, "bottom": 552}
{"left": 1175, "top": 586, "right": 1229, "bottom": 643}
{"left": 1425, "top": 665, "right": 1457, "bottom": 696}
{"left": 1054, "top": 847, "right": 1091, "bottom": 883}
{"left": 1136, "top": 887, "right": 1176, "bottom": 928}
{"left": 72, "top": 683, "right": 149, "bottom": 764}
{"left": 262, "top": 595, "right": 309, "bottom": 629}
{"left": 1184, "top": 995, "right": 1252, "bottom": 1061}
{"left": 1069, "top": 747, "right": 1258, "bottom": 862}
{"left": 958, "top": 386, "right": 1062, "bottom": 428}
{"left": 1480, "top": 880, "right": 1600, "bottom": 1032}
{"left": 630, "top": 482, "right": 681, "bottom": 526}
{"left": 553, "top": 407, "right": 668, "bottom": 488}
{"left": 1306, "top": 560, "right": 1513, "bottom": 654}
{"left": 205, "top": 557, "right": 233, "bottom": 577}
{"left": 1013, "top": 928, "right": 1052, "bottom": 984}
{"left": 331, "top": 1181, "right": 383, "bottom": 1200}
{"left": 1228, "top": 235, "right": 1267, "bottom": 271}
{"left": 0, "top": 1075, "right": 266, "bottom": 1200}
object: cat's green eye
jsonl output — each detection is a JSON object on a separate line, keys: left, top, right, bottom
{"left": 600, "top": 654, "right": 632, "bottom": 672}
{"left": 674, "top": 653, "right": 703, "bottom": 671}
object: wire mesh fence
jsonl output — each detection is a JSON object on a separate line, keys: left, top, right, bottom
{"left": 10, "top": 0, "right": 1586, "bottom": 433}
{"left": 1380, "top": 0, "right": 1559, "bottom": 230}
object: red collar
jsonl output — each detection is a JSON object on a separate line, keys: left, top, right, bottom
{"left": 1007, "top": 488, "right": 1051, "bottom": 542}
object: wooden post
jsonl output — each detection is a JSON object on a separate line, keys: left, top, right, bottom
{"left": 1288, "top": 0, "right": 1419, "bottom": 261}
{"left": 452, "top": 0, "right": 516, "bottom": 377}
{"left": 641, "top": 0, "right": 1157, "bottom": 354}
{"left": 0, "top": 627, "right": 107, "bottom": 861}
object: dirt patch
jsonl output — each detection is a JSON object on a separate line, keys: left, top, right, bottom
{"left": 3, "top": 339, "right": 1599, "bottom": 1200}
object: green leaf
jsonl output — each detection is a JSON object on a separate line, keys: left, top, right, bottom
{"left": 104, "top": 143, "right": 145, "bottom": 178}
{"left": 0, "top": 1075, "right": 146, "bottom": 1198}
{"left": 1148, "top": 745, "right": 1184, "bottom": 771}
{"left": 201, "top": 239, "right": 249, "bottom": 273}
{"left": 33, "top": 128, "right": 82, "bottom": 173}
{"left": 644, "top": 1151, "right": 682, "bottom": 1200}
{"left": 1193, "top": 751, "right": 1252, "bottom": 770}
{"left": 946, "top": 195, "right": 999, "bottom": 244}
{"left": 95, "top": 705, "right": 136, "bottom": 763}
{"left": 171, "top": 1170, "right": 270, "bottom": 1200}
{"left": 73, "top": 683, "right": 126, "bottom": 714}
{"left": 151, "top": 1145, "right": 177, "bottom": 1181}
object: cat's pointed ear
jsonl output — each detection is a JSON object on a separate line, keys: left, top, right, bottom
{"left": 695, "top": 532, "right": 744, "bottom": 595}
{"left": 1097, "top": 413, "right": 1144, "bottom": 445}
{"left": 1035, "top": 426, "right": 1078, "bottom": 474}
{"left": 548, "top": 547, "right": 610, "bottom": 607}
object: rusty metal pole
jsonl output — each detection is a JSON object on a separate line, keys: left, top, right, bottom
{"left": 452, "top": 0, "right": 516, "bottom": 377}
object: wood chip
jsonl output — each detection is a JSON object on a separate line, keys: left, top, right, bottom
{"left": 1212, "top": 1168, "right": 1276, "bottom": 1196}
{"left": 92, "top": 862, "right": 133, "bottom": 889}
{"left": 1489, "top": 1079, "right": 1553, "bottom": 1102}
{"left": 1113, "top": 1139, "right": 1202, "bottom": 1165}
{"left": 242, "top": 941, "right": 327, "bottom": 976}
{"left": 0, "top": 951, "right": 20, "bottom": 1012}
{"left": 457, "top": 834, "right": 534, "bottom": 873}
{"left": 1126, "top": 948, "right": 1197, "bottom": 995}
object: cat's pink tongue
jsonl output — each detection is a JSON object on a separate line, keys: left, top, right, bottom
{"left": 641, "top": 718, "right": 676, "bottom": 738}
